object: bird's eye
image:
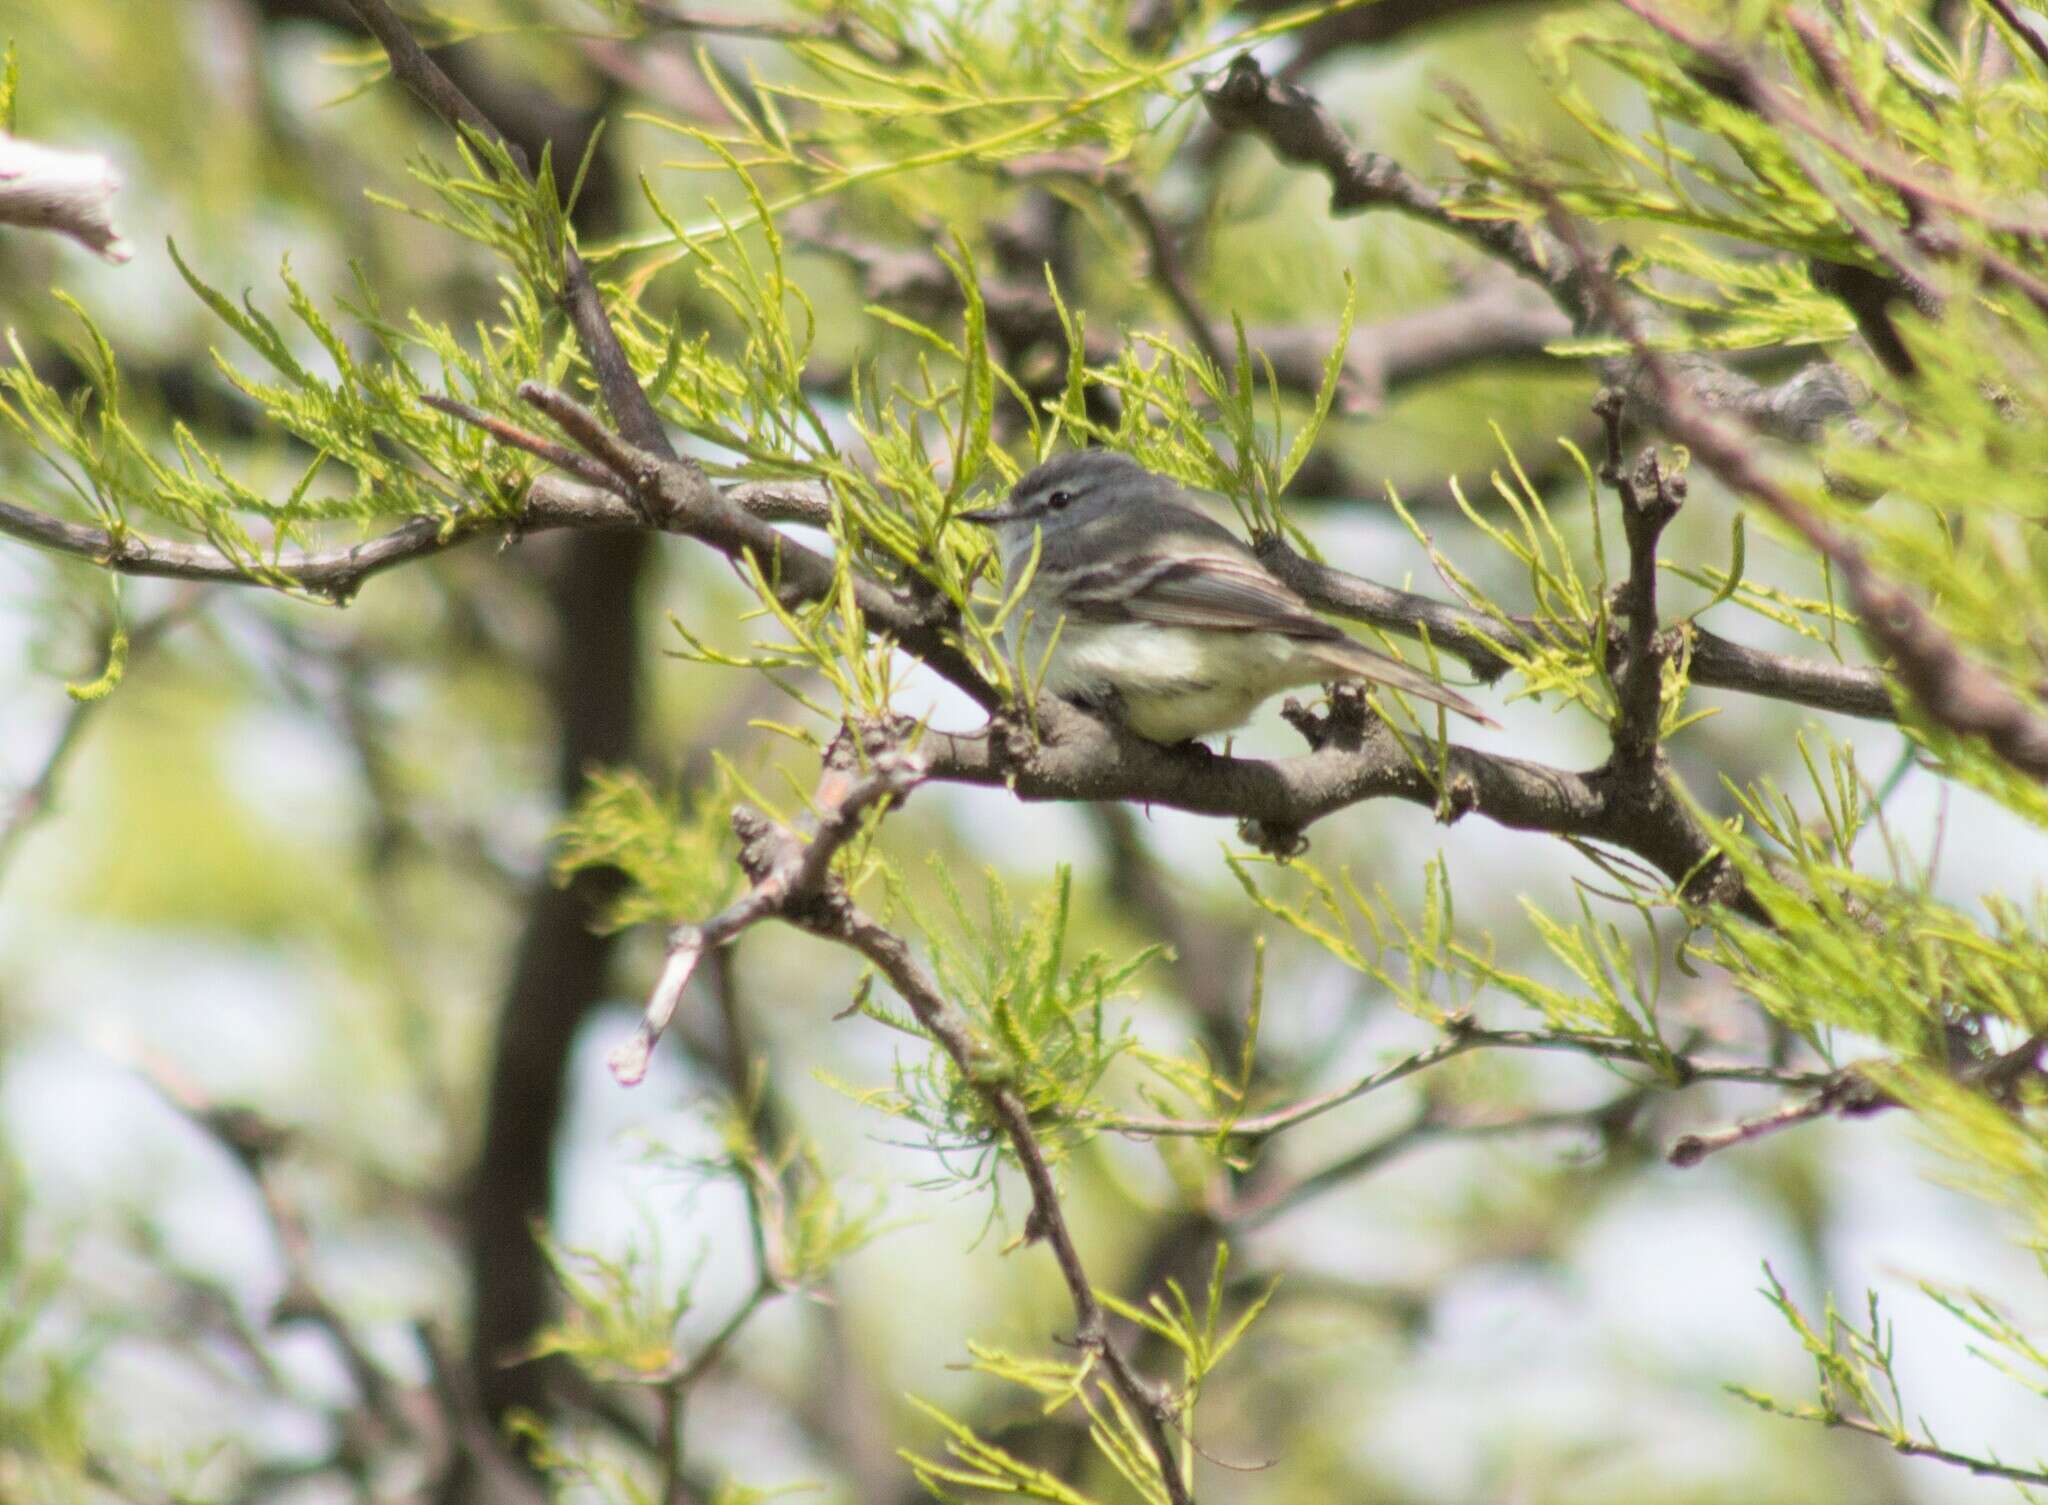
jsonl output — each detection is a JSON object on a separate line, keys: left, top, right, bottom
{"left": 1046, "top": 489, "right": 1074, "bottom": 510}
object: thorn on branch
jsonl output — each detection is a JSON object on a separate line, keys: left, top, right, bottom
{"left": 1593, "top": 386, "right": 1628, "bottom": 486}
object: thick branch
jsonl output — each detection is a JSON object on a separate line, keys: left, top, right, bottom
{"left": 1598, "top": 390, "right": 1687, "bottom": 761}
{"left": 922, "top": 690, "right": 1756, "bottom": 914}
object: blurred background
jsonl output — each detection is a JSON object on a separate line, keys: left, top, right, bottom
{"left": 1, "top": 2, "right": 2042, "bottom": 1501}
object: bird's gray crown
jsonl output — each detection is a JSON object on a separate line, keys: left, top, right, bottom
{"left": 960, "top": 449, "right": 1162, "bottom": 534}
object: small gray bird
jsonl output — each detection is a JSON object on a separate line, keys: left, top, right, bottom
{"left": 961, "top": 450, "right": 1497, "bottom": 744}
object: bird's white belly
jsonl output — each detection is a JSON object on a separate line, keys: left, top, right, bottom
{"left": 1037, "top": 621, "right": 1313, "bottom": 742}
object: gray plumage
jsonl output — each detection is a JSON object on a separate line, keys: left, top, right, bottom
{"left": 961, "top": 450, "right": 1497, "bottom": 743}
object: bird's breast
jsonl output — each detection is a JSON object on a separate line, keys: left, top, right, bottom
{"left": 1037, "top": 622, "right": 1299, "bottom": 741}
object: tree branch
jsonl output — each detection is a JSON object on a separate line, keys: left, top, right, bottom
{"left": 623, "top": 730, "right": 1196, "bottom": 1505}
{"left": 1821, "top": 1416, "right": 2048, "bottom": 1489}
{"left": 1597, "top": 389, "right": 1687, "bottom": 761}
{"left": 629, "top": 2, "right": 909, "bottom": 65}
{"left": 340, "top": 0, "right": 514, "bottom": 164}
{"left": 0, "top": 477, "right": 634, "bottom": 599}
{"left": 1254, "top": 532, "right": 1893, "bottom": 718}
{"left": 1202, "top": 53, "right": 1581, "bottom": 316}
{"left": 799, "top": 213, "right": 1570, "bottom": 412}
{"left": 1219, "top": 1090, "right": 1648, "bottom": 1227}
{"left": 1202, "top": 52, "right": 1875, "bottom": 453}
{"left": 1095, "top": 1019, "right": 1830, "bottom": 1141}
{"left": 1548, "top": 208, "right": 2048, "bottom": 780}
{"left": 0, "top": 133, "right": 132, "bottom": 261}
{"left": 1983, "top": 0, "right": 2048, "bottom": 75}
{"left": 920, "top": 684, "right": 1759, "bottom": 916}
{"left": 0, "top": 591, "right": 203, "bottom": 886}
{"left": 0, "top": 474, "right": 832, "bottom": 600}
{"left": 126, "top": 1044, "right": 418, "bottom": 1446}
{"left": 609, "top": 735, "right": 925, "bottom": 1086}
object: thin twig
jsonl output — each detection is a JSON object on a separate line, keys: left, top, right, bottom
{"left": 827, "top": 911, "right": 1194, "bottom": 1505}
{"left": 1095, "top": 1022, "right": 1831, "bottom": 1141}
{"left": 341, "top": 0, "right": 518, "bottom": 167}
{"left": 1667, "top": 1091, "right": 1836, "bottom": 1166}
{"left": 340, "top": 0, "right": 681, "bottom": 490}
{"left": 1220, "top": 1091, "right": 1647, "bottom": 1227}
{"left": 0, "top": 477, "right": 641, "bottom": 599}
{"left": 631, "top": 2, "right": 909, "bottom": 65}
{"left": 1822, "top": 1413, "right": 2048, "bottom": 1487}
{"left": 418, "top": 393, "right": 624, "bottom": 490}
{"left": 1982, "top": 0, "right": 2048, "bottom": 75}
{"left": 1623, "top": 1, "right": 2048, "bottom": 315}
{"left": 1000, "top": 151, "right": 1231, "bottom": 373}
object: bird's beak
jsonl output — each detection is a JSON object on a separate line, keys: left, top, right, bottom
{"left": 958, "top": 501, "right": 1025, "bottom": 524}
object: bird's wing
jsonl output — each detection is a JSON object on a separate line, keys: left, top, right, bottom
{"left": 1056, "top": 542, "right": 1340, "bottom": 637}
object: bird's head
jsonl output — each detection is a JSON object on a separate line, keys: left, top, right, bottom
{"left": 959, "top": 449, "right": 1155, "bottom": 551}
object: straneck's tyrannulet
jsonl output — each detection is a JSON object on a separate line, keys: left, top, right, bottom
{"left": 962, "top": 450, "right": 1497, "bottom": 743}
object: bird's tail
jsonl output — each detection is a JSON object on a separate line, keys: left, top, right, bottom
{"left": 1298, "top": 637, "right": 1500, "bottom": 729}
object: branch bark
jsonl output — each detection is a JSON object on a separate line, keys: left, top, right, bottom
{"left": 0, "top": 133, "right": 133, "bottom": 261}
{"left": 624, "top": 734, "right": 1197, "bottom": 1505}
{"left": 1201, "top": 52, "right": 1873, "bottom": 453}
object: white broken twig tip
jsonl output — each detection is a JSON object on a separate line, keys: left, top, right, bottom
{"left": 0, "top": 133, "right": 133, "bottom": 263}
{"left": 607, "top": 1028, "right": 656, "bottom": 1088}
{"left": 609, "top": 928, "right": 704, "bottom": 1087}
